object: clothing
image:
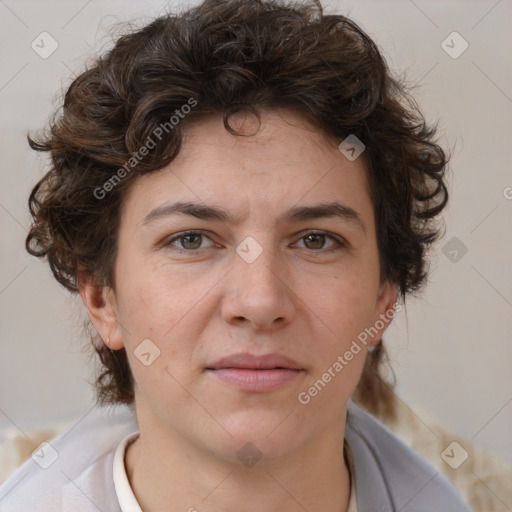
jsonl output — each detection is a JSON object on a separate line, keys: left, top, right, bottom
{"left": 113, "top": 432, "right": 141, "bottom": 512}
{"left": 112, "top": 431, "right": 358, "bottom": 512}
{"left": 0, "top": 399, "right": 473, "bottom": 511}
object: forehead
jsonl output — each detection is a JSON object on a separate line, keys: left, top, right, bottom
{"left": 121, "top": 107, "right": 374, "bottom": 229}
{"left": 179, "top": 107, "right": 348, "bottom": 165}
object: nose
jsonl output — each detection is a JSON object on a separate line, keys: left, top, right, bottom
{"left": 220, "top": 239, "right": 296, "bottom": 332}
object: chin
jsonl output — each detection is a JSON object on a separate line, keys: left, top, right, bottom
{"left": 205, "top": 409, "right": 307, "bottom": 465}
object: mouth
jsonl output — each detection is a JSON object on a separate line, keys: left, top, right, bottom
{"left": 205, "top": 352, "right": 305, "bottom": 392}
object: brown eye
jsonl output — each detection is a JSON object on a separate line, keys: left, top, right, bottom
{"left": 166, "top": 231, "right": 214, "bottom": 251}
{"left": 295, "top": 231, "right": 345, "bottom": 251}
{"left": 304, "top": 234, "right": 326, "bottom": 249}
{"left": 179, "top": 233, "right": 203, "bottom": 250}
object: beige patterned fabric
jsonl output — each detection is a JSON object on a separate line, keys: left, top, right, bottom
{"left": 0, "top": 428, "right": 64, "bottom": 483}
{"left": 368, "top": 401, "right": 512, "bottom": 512}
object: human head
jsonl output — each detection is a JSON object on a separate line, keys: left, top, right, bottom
{"left": 25, "top": 0, "right": 448, "bottom": 420}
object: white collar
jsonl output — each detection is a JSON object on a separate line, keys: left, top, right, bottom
{"left": 113, "top": 431, "right": 142, "bottom": 512}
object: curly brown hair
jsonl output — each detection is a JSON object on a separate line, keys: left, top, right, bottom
{"left": 25, "top": 0, "right": 449, "bottom": 420}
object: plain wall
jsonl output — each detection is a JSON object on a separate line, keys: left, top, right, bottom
{"left": 1, "top": 0, "right": 511, "bottom": 468}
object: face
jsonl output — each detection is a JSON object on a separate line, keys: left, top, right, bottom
{"left": 88, "top": 107, "right": 397, "bottom": 464}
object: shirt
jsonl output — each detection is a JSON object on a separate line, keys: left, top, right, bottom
{"left": 112, "top": 431, "right": 358, "bottom": 511}
{"left": 0, "top": 399, "right": 473, "bottom": 511}
{"left": 113, "top": 432, "right": 141, "bottom": 512}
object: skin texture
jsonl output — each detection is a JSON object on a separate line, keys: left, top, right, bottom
{"left": 79, "top": 107, "right": 398, "bottom": 512}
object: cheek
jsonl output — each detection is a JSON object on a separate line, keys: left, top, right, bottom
{"left": 301, "top": 279, "right": 379, "bottom": 400}
{"left": 114, "top": 260, "right": 213, "bottom": 374}
{"left": 299, "top": 283, "right": 374, "bottom": 408}
{"left": 317, "top": 271, "right": 378, "bottom": 339}
{"left": 115, "top": 256, "right": 187, "bottom": 333}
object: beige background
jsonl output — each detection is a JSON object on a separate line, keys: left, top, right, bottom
{"left": 1, "top": 0, "right": 511, "bottom": 472}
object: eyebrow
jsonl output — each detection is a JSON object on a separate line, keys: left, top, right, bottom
{"left": 141, "top": 200, "right": 366, "bottom": 234}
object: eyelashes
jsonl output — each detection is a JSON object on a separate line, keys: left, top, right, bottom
{"left": 294, "top": 231, "right": 346, "bottom": 251}
{"left": 164, "top": 230, "right": 348, "bottom": 253}
{"left": 165, "top": 231, "right": 214, "bottom": 251}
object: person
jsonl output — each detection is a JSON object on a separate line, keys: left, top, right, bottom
{"left": 0, "top": 0, "right": 473, "bottom": 510}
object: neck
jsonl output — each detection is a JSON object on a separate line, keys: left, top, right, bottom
{"left": 125, "top": 411, "right": 351, "bottom": 512}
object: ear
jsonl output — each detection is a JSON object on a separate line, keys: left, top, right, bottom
{"left": 78, "top": 272, "right": 125, "bottom": 350}
{"left": 370, "top": 280, "right": 400, "bottom": 347}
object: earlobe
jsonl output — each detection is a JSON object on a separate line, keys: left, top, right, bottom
{"left": 371, "top": 280, "right": 400, "bottom": 346}
{"left": 78, "top": 274, "right": 125, "bottom": 350}
{"left": 379, "top": 280, "right": 399, "bottom": 312}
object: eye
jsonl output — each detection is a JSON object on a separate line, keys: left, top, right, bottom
{"left": 164, "top": 230, "right": 347, "bottom": 253}
{"left": 294, "top": 231, "right": 346, "bottom": 251}
{"left": 165, "top": 230, "right": 215, "bottom": 251}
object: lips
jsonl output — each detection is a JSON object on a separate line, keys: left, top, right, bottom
{"left": 207, "top": 352, "right": 303, "bottom": 371}
{"left": 206, "top": 353, "right": 304, "bottom": 392}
